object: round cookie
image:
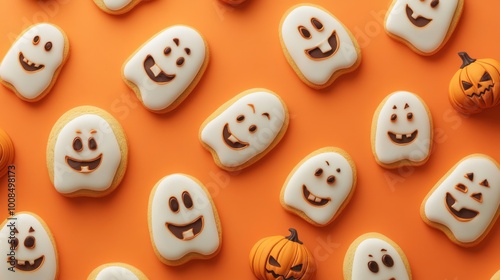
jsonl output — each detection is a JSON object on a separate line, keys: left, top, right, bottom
{"left": 371, "top": 90, "right": 433, "bottom": 169}
{"left": 421, "top": 154, "right": 500, "bottom": 247}
{"left": 280, "top": 147, "right": 357, "bottom": 226}
{"left": 123, "top": 25, "right": 209, "bottom": 113}
{"left": 0, "top": 23, "right": 69, "bottom": 102}
{"left": 279, "top": 4, "right": 361, "bottom": 89}
{"left": 0, "top": 128, "right": 14, "bottom": 178}
{"left": 384, "top": 0, "right": 464, "bottom": 56}
{"left": 148, "top": 173, "right": 222, "bottom": 266}
{"left": 87, "top": 263, "right": 148, "bottom": 280}
{"left": 93, "top": 0, "right": 143, "bottom": 14}
{"left": 46, "top": 106, "right": 128, "bottom": 197}
{"left": 199, "top": 88, "right": 289, "bottom": 171}
{"left": 0, "top": 212, "right": 58, "bottom": 280}
{"left": 343, "top": 232, "right": 412, "bottom": 280}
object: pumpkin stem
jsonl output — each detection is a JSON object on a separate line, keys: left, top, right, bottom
{"left": 286, "top": 228, "right": 303, "bottom": 244}
{"left": 458, "top": 52, "right": 476, "bottom": 69}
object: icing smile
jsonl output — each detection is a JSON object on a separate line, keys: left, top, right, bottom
{"left": 387, "top": 130, "right": 418, "bottom": 145}
{"left": 222, "top": 123, "right": 249, "bottom": 150}
{"left": 405, "top": 5, "right": 432, "bottom": 28}
{"left": 143, "top": 55, "right": 176, "bottom": 84}
{"left": 18, "top": 52, "right": 45, "bottom": 72}
{"left": 302, "top": 185, "right": 331, "bottom": 206}
{"left": 65, "top": 154, "right": 102, "bottom": 173}
{"left": 305, "top": 31, "right": 339, "bottom": 60}
{"left": 166, "top": 216, "right": 204, "bottom": 241}
{"left": 445, "top": 192, "right": 479, "bottom": 221}
{"left": 13, "top": 255, "right": 45, "bottom": 271}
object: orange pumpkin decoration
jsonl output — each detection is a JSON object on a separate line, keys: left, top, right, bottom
{"left": 249, "top": 228, "right": 316, "bottom": 280}
{"left": 449, "top": 52, "right": 500, "bottom": 114}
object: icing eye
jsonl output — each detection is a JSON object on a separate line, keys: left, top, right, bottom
{"left": 236, "top": 115, "right": 245, "bottom": 122}
{"left": 465, "top": 172, "right": 474, "bottom": 181}
{"left": 88, "top": 137, "right": 97, "bottom": 150}
{"left": 367, "top": 261, "right": 379, "bottom": 273}
{"left": 382, "top": 254, "right": 394, "bottom": 267}
{"left": 173, "top": 38, "right": 180, "bottom": 46}
{"left": 169, "top": 197, "right": 179, "bottom": 212}
{"left": 407, "top": 112, "right": 413, "bottom": 120}
{"left": 176, "top": 57, "right": 185, "bottom": 66}
{"left": 471, "top": 193, "right": 483, "bottom": 203}
{"left": 248, "top": 125, "right": 257, "bottom": 133}
{"left": 44, "top": 42, "right": 52, "bottom": 51}
{"left": 455, "top": 183, "right": 468, "bottom": 193}
{"left": 462, "top": 81, "right": 473, "bottom": 90}
{"left": 326, "top": 175, "right": 336, "bottom": 184}
{"left": 268, "top": 256, "right": 281, "bottom": 267}
{"left": 29, "top": 227, "right": 35, "bottom": 233}
{"left": 164, "top": 47, "right": 172, "bottom": 55}
{"left": 311, "top": 17, "right": 323, "bottom": 31}
{"left": 480, "top": 71, "right": 492, "bottom": 82}
{"left": 185, "top": 48, "right": 191, "bottom": 55}
{"left": 480, "top": 179, "right": 489, "bottom": 187}
{"left": 404, "top": 103, "right": 409, "bottom": 109}
{"left": 182, "top": 191, "right": 193, "bottom": 209}
{"left": 390, "top": 114, "right": 397, "bottom": 121}
{"left": 11, "top": 237, "right": 19, "bottom": 249}
{"left": 431, "top": 0, "right": 439, "bottom": 8}
{"left": 33, "top": 36, "right": 40, "bottom": 45}
{"left": 24, "top": 236, "right": 36, "bottom": 249}
{"left": 291, "top": 264, "right": 303, "bottom": 272}
{"left": 314, "top": 168, "right": 323, "bottom": 176}
{"left": 73, "top": 137, "right": 83, "bottom": 152}
{"left": 298, "top": 26, "right": 311, "bottom": 39}
{"left": 336, "top": 168, "right": 341, "bottom": 173}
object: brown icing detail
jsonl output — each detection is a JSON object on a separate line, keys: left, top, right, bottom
{"left": 72, "top": 137, "right": 83, "bottom": 152}
{"left": 173, "top": 38, "right": 180, "bottom": 46}
{"left": 88, "top": 137, "right": 97, "bottom": 150}
{"left": 298, "top": 26, "right": 311, "bottom": 39}
{"left": 381, "top": 249, "right": 387, "bottom": 252}
{"left": 184, "top": 48, "right": 191, "bottom": 55}
{"left": 325, "top": 161, "right": 330, "bottom": 166}
{"left": 166, "top": 216, "right": 204, "bottom": 241}
{"left": 445, "top": 192, "right": 479, "bottom": 221}
{"left": 302, "top": 184, "right": 331, "bottom": 206}
{"left": 367, "top": 260, "right": 379, "bottom": 273}
{"left": 431, "top": 0, "right": 439, "bottom": 8}
{"left": 262, "top": 112, "right": 270, "bottom": 120}
{"left": 404, "top": 103, "right": 409, "bottom": 109}
{"left": 480, "top": 179, "right": 490, "bottom": 187}
{"left": 407, "top": 112, "right": 413, "bottom": 120}
{"left": 455, "top": 183, "right": 467, "bottom": 193}
{"left": 169, "top": 197, "right": 179, "bottom": 212}
{"left": 222, "top": 123, "right": 249, "bottom": 150}
{"left": 13, "top": 228, "right": 18, "bottom": 234}
{"left": 391, "top": 114, "right": 397, "bottom": 121}
{"left": 44, "top": 42, "right": 52, "bottom": 51}
{"left": 465, "top": 172, "right": 474, "bottom": 181}
{"left": 471, "top": 193, "right": 483, "bottom": 203}
{"left": 18, "top": 52, "right": 45, "bottom": 72}
{"left": 182, "top": 191, "right": 193, "bottom": 209}
{"left": 382, "top": 254, "right": 394, "bottom": 267}
{"left": 311, "top": 18, "right": 324, "bottom": 31}
{"left": 15, "top": 255, "right": 45, "bottom": 272}
{"left": 33, "top": 36, "right": 40, "bottom": 45}
{"left": 305, "top": 31, "right": 339, "bottom": 60}
{"left": 143, "top": 55, "right": 176, "bottom": 84}
{"left": 387, "top": 130, "right": 418, "bottom": 145}
{"left": 176, "top": 57, "right": 185, "bottom": 66}
{"left": 326, "top": 175, "right": 336, "bottom": 184}
{"left": 11, "top": 238, "right": 19, "bottom": 249}
{"left": 24, "top": 236, "right": 35, "bottom": 249}
{"left": 65, "top": 154, "right": 103, "bottom": 173}
{"left": 406, "top": 5, "right": 432, "bottom": 28}
{"left": 392, "top": 105, "right": 397, "bottom": 109}
{"left": 164, "top": 47, "right": 171, "bottom": 55}
{"left": 236, "top": 115, "right": 245, "bottom": 122}
{"left": 28, "top": 227, "right": 35, "bottom": 233}
{"left": 314, "top": 168, "right": 323, "bottom": 176}
{"left": 248, "top": 125, "right": 257, "bottom": 133}
{"left": 248, "top": 104, "right": 256, "bottom": 113}
{"left": 336, "top": 168, "right": 341, "bottom": 173}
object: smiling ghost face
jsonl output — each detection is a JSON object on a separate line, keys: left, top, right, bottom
{"left": 53, "top": 114, "right": 121, "bottom": 194}
{"left": 424, "top": 156, "right": 500, "bottom": 244}
{"left": 385, "top": 0, "right": 461, "bottom": 54}
{"left": 150, "top": 174, "right": 221, "bottom": 263}
{"left": 281, "top": 5, "right": 359, "bottom": 87}
{"left": 0, "top": 213, "right": 57, "bottom": 280}
{"left": 123, "top": 25, "right": 206, "bottom": 112}
{"left": 282, "top": 149, "right": 355, "bottom": 225}
{"left": 0, "top": 23, "right": 65, "bottom": 100}
{"left": 374, "top": 91, "right": 432, "bottom": 166}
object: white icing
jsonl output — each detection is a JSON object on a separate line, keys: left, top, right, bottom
{"left": 374, "top": 91, "right": 432, "bottom": 165}
{"left": 282, "top": 149, "right": 354, "bottom": 225}
{"left": 53, "top": 114, "right": 121, "bottom": 194}
{"left": 200, "top": 90, "right": 287, "bottom": 169}
{"left": 281, "top": 5, "right": 359, "bottom": 86}
{"left": 95, "top": 266, "right": 139, "bottom": 280}
{"left": 0, "top": 23, "right": 65, "bottom": 100}
{"left": 0, "top": 213, "right": 57, "bottom": 280}
{"left": 102, "top": 0, "right": 134, "bottom": 10}
{"left": 150, "top": 174, "right": 221, "bottom": 262}
{"left": 385, "top": 0, "right": 460, "bottom": 54}
{"left": 424, "top": 156, "right": 500, "bottom": 243}
{"left": 124, "top": 25, "right": 206, "bottom": 111}
{"left": 351, "top": 237, "right": 410, "bottom": 280}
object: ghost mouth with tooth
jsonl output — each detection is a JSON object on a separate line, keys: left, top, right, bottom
{"left": 304, "top": 31, "right": 339, "bottom": 60}
{"left": 302, "top": 185, "right": 331, "bottom": 206}
{"left": 143, "top": 55, "right": 176, "bottom": 84}
{"left": 222, "top": 123, "right": 249, "bottom": 150}
{"left": 65, "top": 154, "right": 102, "bottom": 173}
{"left": 405, "top": 5, "right": 432, "bottom": 28}
{"left": 18, "top": 52, "right": 45, "bottom": 72}
{"left": 445, "top": 192, "right": 479, "bottom": 221}
{"left": 166, "top": 216, "right": 204, "bottom": 241}
{"left": 387, "top": 130, "right": 418, "bottom": 145}
{"left": 13, "top": 255, "right": 45, "bottom": 272}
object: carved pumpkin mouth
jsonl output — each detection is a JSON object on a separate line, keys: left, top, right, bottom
{"left": 143, "top": 55, "right": 176, "bottom": 84}
{"left": 466, "top": 83, "right": 494, "bottom": 98}
{"left": 265, "top": 269, "right": 298, "bottom": 280}
{"left": 222, "top": 123, "right": 249, "bottom": 150}
{"left": 13, "top": 255, "right": 45, "bottom": 271}
{"left": 65, "top": 154, "right": 102, "bottom": 173}
{"left": 445, "top": 192, "right": 479, "bottom": 221}
{"left": 304, "top": 31, "right": 339, "bottom": 60}
{"left": 387, "top": 130, "right": 418, "bottom": 145}
{"left": 302, "top": 185, "right": 331, "bottom": 206}
{"left": 166, "top": 216, "right": 204, "bottom": 241}
{"left": 406, "top": 5, "right": 432, "bottom": 28}
{"left": 18, "top": 52, "right": 45, "bottom": 72}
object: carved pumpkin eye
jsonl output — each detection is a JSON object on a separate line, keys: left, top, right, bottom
{"left": 268, "top": 256, "right": 281, "bottom": 267}
{"left": 367, "top": 261, "right": 379, "bottom": 273}
{"left": 73, "top": 137, "right": 83, "bottom": 152}
{"left": 462, "top": 81, "right": 473, "bottom": 90}
{"left": 471, "top": 193, "right": 483, "bottom": 203}
{"left": 88, "top": 137, "right": 97, "bottom": 150}
{"left": 455, "top": 183, "right": 468, "bottom": 193}
{"left": 382, "top": 254, "right": 394, "bottom": 267}
{"left": 44, "top": 42, "right": 52, "bottom": 51}
{"left": 24, "top": 236, "right": 36, "bottom": 249}
{"left": 182, "top": 191, "right": 193, "bottom": 209}
{"left": 291, "top": 264, "right": 303, "bottom": 272}
{"left": 480, "top": 71, "right": 492, "bottom": 82}
{"left": 298, "top": 26, "right": 311, "bottom": 39}
{"left": 169, "top": 197, "right": 179, "bottom": 212}
{"left": 311, "top": 18, "right": 323, "bottom": 31}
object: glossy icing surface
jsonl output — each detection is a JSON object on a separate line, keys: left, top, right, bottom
{"left": 95, "top": 266, "right": 139, "bottom": 280}
{"left": 102, "top": 0, "right": 133, "bottom": 10}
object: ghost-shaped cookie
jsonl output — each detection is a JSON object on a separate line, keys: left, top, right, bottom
{"left": 0, "top": 23, "right": 69, "bottom": 101}
{"left": 281, "top": 147, "right": 356, "bottom": 226}
{"left": 280, "top": 4, "right": 361, "bottom": 89}
{"left": 123, "top": 25, "right": 208, "bottom": 113}
{"left": 93, "top": 0, "right": 143, "bottom": 14}
{"left": 384, "top": 0, "right": 464, "bottom": 55}
{"left": 372, "top": 91, "right": 433, "bottom": 168}
{"left": 0, "top": 212, "right": 58, "bottom": 280}
{"left": 149, "top": 174, "right": 222, "bottom": 265}
{"left": 421, "top": 154, "right": 500, "bottom": 246}
{"left": 200, "top": 88, "right": 289, "bottom": 171}
{"left": 88, "top": 263, "right": 148, "bottom": 280}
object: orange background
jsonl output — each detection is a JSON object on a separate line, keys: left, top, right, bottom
{"left": 0, "top": 0, "right": 499, "bottom": 279}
